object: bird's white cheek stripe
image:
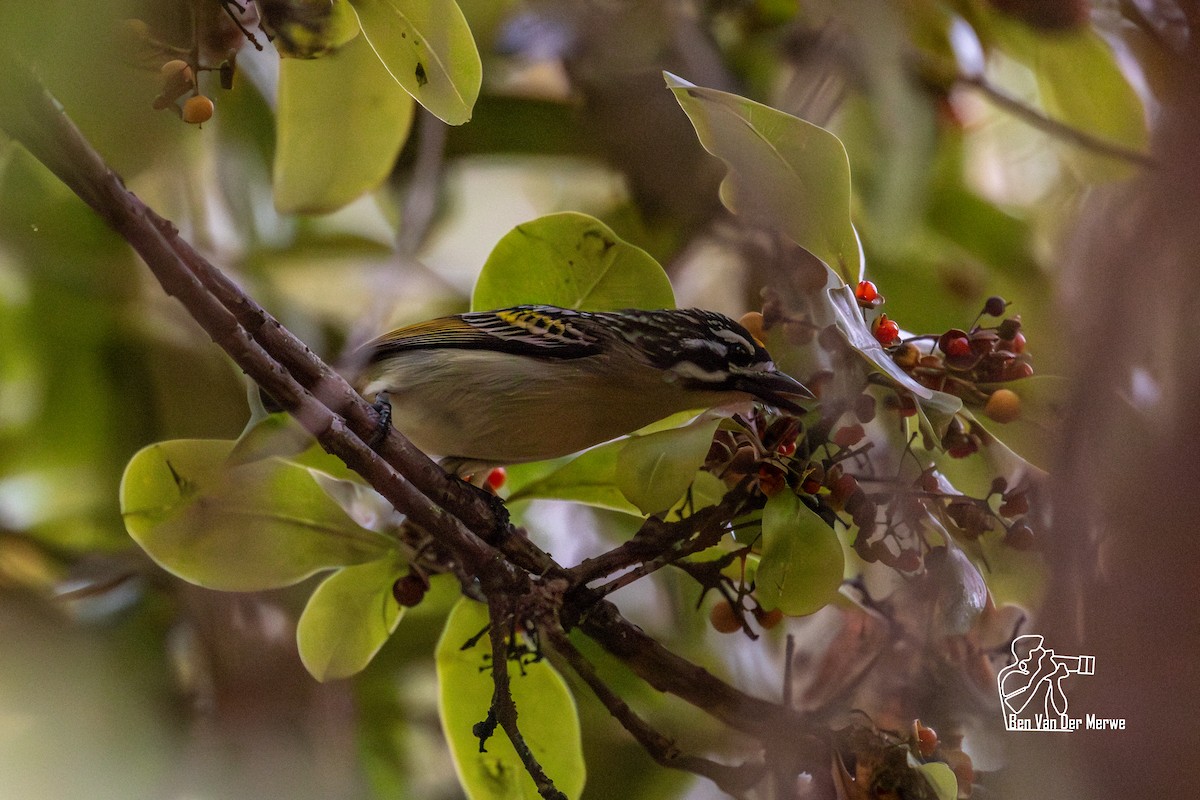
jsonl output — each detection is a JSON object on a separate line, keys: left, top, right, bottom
{"left": 668, "top": 360, "right": 727, "bottom": 384}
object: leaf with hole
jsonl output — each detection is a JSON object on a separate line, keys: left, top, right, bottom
{"left": 352, "top": 0, "right": 482, "bottom": 125}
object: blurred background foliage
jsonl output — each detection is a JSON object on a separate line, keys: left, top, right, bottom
{"left": 0, "top": 0, "right": 1176, "bottom": 798}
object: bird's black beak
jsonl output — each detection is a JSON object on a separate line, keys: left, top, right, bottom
{"left": 733, "top": 368, "right": 814, "bottom": 414}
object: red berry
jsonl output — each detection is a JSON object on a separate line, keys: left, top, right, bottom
{"left": 777, "top": 439, "right": 797, "bottom": 457}
{"left": 829, "top": 473, "right": 860, "bottom": 507}
{"left": 872, "top": 314, "right": 900, "bottom": 346}
{"left": 486, "top": 467, "right": 507, "bottom": 491}
{"left": 392, "top": 574, "right": 429, "bottom": 607}
{"left": 937, "top": 328, "right": 969, "bottom": 354}
{"left": 947, "top": 439, "right": 979, "bottom": 458}
{"left": 1004, "top": 522, "right": 1036, "bottom": 550}
{"left": 916, "top": 723, "right": 939, "bottom": 758}
{"left": 738, "top": 311, "right": 766, "bottom": 345}
{"left": 945, "top": 336, "right": 971, "bottom": 358}
{"left": 832, "top": 423, "right": 866, "bottom": 448}
{"left": 1011, "top": 331, "right": 1027, "bottom": 354}
{"left": 855, "top": 280, "right": 880, "bottom": 303}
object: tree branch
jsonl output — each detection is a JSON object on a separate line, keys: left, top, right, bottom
{"left": 543, "top": 622, "right": 767, "bottom": 798}
{"left": 486, "top": 599, "right": 566, "bottom": 800}
{"left": 0, "top": 49, "right": 830, "bottom": 796}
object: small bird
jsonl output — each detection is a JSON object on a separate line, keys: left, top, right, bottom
{"left": 356, "top": 305, "right": 810, "bottom": 473}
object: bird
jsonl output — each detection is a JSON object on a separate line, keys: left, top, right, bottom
{"left": 356, "top": 305, "right": 811, "bottom": 473}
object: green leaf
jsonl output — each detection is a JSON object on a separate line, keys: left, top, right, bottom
{"left": 352, "top": 0, "right": 482, "bottom": 126}
{"left": 472, "top": 212, "right": 675, "bottom": 312}
{"left": 228, "top": 412, "right": 315, "bottom": 466}
{"left": 666, "top": 72, "right": 863, "bottom": 283}
{"left": 120, "top": 440, "right": 394, "bottom": 591}
{"left": 507, "top": 438, "right": 640, "bottom": 515}
{"left": 436, "top": 598, "right": 585, "bottom": 800}
{"left": 971, "top": 376, "right": 1066, "bottom": 472}
{"left": 991, "top": 18, "right": 1148, "bottom": 180}
{"left": 297, "top": 554, "right": 406, "bottom": 681}
{"left": 755, "top": 492, "right": 843, "bottom": 616}
{"left": 274, "top": 32, "right": 415, "bottom": 213}
{"left": 616, "top": 417, "right": 720, "bottom": 515}
{"left": 918, "top": 762, "right": 959, "bottom": 800}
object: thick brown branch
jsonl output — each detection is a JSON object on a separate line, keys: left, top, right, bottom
{"left": 0, "top": 51, "right": 505, "bottom": 583}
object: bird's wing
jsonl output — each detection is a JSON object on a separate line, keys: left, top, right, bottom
{"left": 362, "top": 306, "right": 604, "bottom": 362}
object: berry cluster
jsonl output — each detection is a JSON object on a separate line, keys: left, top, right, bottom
{"left": 879, "top": 293, "right": 1033, "bottom": 417}
{"left": 119, "top": 2, "right": 253, "bottom": 126}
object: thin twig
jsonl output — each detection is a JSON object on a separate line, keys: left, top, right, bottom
{"left": 486, "top": 599, "right": 566, "bottom": 800}
{"left": 957, "top": 72, "right": 1157, "bottom": 169}
{"left": 543, "top": 623, "right": 766, "bottom": 798}
{"left": 397, "top": 108, "right": 449, "bottom": 256}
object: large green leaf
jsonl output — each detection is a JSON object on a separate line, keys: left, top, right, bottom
{"left": 507, "top": 438, "right": 640, "bottom": 515}
{"left": 120, "top": 440, "right": 394, "bottom": 591}
{"left": 436, "top": 599, "right": 585, "bottom": 800}
{"left": 971, "top": 376, "right": 1066, "bottom": 473}
{"left": 353, "top": 0, "right": 482, "bottom": 126}
{"left": 297, "top": 554, "right": 407, "bottom": 681}
{"left": 990, "top": 17, "right": 1148, "bottom": 180}
{"left": 755, "top": 491, "right": 843, "bottom": 616}
{"left": 616, "top": 417, "right": 720, "bottom": 515}
{"left": 472, "top": 212, "right": 675, "bottom": 312}
{"left": 919, "top": 762, "right": 959, "bottom": 800}
{"left": 666, "top": 73, "right": 863, "bottom": 284}
{"left": 274, "top": 32, "right": 415, "bottom": 213}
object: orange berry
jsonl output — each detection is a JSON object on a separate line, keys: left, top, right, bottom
{"left": 161, "top": 59, "right": 193, "bottom": 81}
{"left": 738, "top": 311, "right": 766, "bottom": 346}
{"left": 984, "top": 388, "right": 1021, "bottom": 423}
{"left": 755, "top": 607, "right": 784, "bottom": 629}
{"left": 182, "top": 94, "right": 214, "bottom": 124}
